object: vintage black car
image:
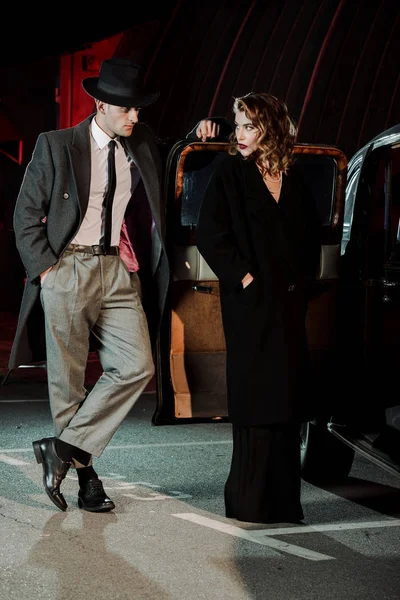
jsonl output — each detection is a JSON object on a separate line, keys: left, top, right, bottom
{"left": 153, "top": 125, "right": 400, "bottom": 483}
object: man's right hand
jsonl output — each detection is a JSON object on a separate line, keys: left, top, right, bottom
{"left": 40, "top": 266, "right": 53, "bottom": 284}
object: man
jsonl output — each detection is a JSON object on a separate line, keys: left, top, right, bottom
{"left": 10, "top": 57, "right": 220, "bottom": 512}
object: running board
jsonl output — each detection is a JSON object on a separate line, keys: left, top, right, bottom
{"left": 328, "top": 424, "right": 400, "bottom": 478}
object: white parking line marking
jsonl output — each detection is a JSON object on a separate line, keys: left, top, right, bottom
{"left": 120, "top": 482, "right": 192, "bottom": 500}
{"left": 0, "top": 391, "right": 155, "bottom": 403}
{"left": 0, "top": 399, "right": 47, "bottom": 403}
{"left": 173, "top": 513, "right": 334, "bottom": 561}
{"left": 103, "top": 441, "right": 231, "bottom": 450}
{"left": 249, "top": 519, "right": 400, "bottom": 536}
{"left": 62, "top": 475, "right": 194, "bottom": 499}
{"left": 0, "top": 454, "right": 29, "bottom": 466}
{"left": 0, "top": 440, "right": 231, "bottom": 453}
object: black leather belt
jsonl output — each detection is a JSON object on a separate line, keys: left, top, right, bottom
{"left": 66, "top": 244, "right": 120, "bottom": 256}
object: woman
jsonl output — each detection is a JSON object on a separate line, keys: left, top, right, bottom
{"left": 195, "top": 92, "right": 321, "bottom": 523}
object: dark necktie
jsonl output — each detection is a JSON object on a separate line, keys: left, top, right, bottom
{"left": 103, "top": 139, "right": 117, "bottom": 252}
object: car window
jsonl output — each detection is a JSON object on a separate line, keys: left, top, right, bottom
{"left": 181, "top": 151, "right": 226, "bottom": 227}
{"left": 179, "top": 147, "right": 340, "bottom": 230}
{"left": 291, "top": 155, "right": 337, "bottom": 227}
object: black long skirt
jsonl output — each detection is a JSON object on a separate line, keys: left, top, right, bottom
{"left": 224, "top": 423, "right": 304, "bottom": 524}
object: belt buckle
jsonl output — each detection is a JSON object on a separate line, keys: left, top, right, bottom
{"left": 91, "top": 245, "right": 104, "bottom": 256}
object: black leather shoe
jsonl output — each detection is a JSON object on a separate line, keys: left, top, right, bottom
{"left": 33, "top": 437, "right": 71, "bottom": 511}
{"left": 78, "top": 478, "right": 115, "bottom": 512}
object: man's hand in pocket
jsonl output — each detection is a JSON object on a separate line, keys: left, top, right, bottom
{"left": 40, "top": 266, "right": 53, "bottom": 284}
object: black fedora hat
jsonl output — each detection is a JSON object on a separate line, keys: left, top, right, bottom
{"left": 82, "top": 58, "right": 160, "bottom": 108}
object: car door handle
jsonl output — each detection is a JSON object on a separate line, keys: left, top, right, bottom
{"left": 379, "top": 278, "right": 398, "bottom": 288}
{"left": 192, "top": 285, "right": 213, "bottom": 294}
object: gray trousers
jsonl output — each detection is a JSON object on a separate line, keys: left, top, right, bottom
{"left": 40, "top": 248, "right": 154, "bottom": 457}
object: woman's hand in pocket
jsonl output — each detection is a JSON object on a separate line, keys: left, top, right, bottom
{"left": 241, "top": 272, "right": 254, "bottom": 289}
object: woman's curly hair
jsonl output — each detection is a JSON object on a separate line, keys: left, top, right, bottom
{"left": 228, "top": 92, "right": 297, "bottom": 177}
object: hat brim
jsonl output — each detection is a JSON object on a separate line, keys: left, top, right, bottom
{"left": 82, "top": 77, "right": 160, "bottom": 108}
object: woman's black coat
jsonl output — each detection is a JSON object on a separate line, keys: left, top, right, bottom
{"left": 195, "top": 153, "right": 321, "bottom": 426}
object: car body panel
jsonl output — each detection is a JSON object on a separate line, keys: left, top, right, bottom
{"left": 328, "top": 125, "right": 400, "bottom": 477}
{"left": 341, "top": 124, "right": 400, "bottom": 255}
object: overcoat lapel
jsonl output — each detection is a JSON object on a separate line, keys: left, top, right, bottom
{"left": 121, "top": 133, "right": 163, "bottom": 274}
{"left": 242, "top": 160, "right": 296, "bottom": 274}
{"left": 121, "top": 135, "right": 161, "bottom": 227}
{"left": 64, "top": 116, "right": 92, "bottom": 219}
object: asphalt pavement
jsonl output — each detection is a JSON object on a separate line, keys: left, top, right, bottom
{"left": 1, "top": 376, "right": 400, "bottom": 600}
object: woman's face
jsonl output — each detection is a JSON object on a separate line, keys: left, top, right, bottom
{"left": 234, "top": 109, "right": 260, "bottom": 157}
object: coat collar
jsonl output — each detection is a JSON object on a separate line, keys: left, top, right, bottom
{"left": 65, "top": 115, "right": 93, "bottom": 216}
{"left": 240, "top": 158, "right": 296, "bottom": 274}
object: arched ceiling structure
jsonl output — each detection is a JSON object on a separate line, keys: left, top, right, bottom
{"left": 139, "top": 0, "right": 399, "bottom": 158}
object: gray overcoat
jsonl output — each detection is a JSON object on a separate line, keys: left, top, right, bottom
{"left": 9, "top": 114, "right": 169, "bottom": 368}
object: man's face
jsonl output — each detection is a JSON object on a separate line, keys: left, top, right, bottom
{"left": 96, "top": 102, "right": 140, "bottom": 138}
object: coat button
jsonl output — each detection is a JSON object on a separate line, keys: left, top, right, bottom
{"left": 288, "top": 284, "right": 295, "bottom": 292}
{"left": 63, "top": 193, "right": 69, "bottom": 199}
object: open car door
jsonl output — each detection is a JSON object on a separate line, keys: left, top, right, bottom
{"left": 338, "top": 129, "right": 400, "bottom": 404}
{"left": 302, "top": 127, "right": 400, "bottom": 481}
{"left": 152, "top": 141, "right": 347, "bottom": 425}
{"left": 328, "top": 129, "right": 400, "bottom": 463}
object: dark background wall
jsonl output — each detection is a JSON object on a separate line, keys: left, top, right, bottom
{"left": 1, "top": 0, "right": 399, "bottom": 310}
{"left": 143, "top": 0, "right": 400, "bottom": 156}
